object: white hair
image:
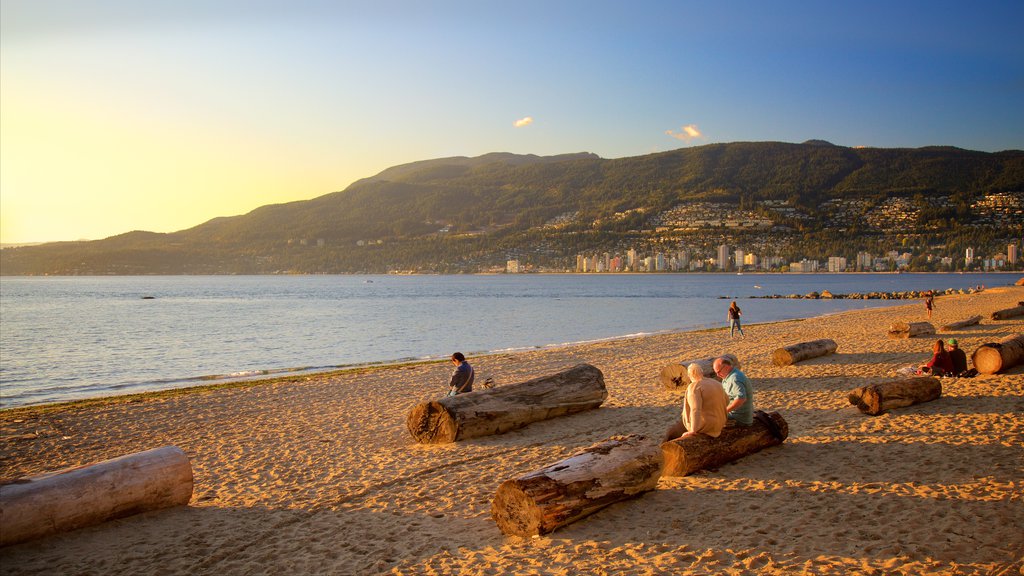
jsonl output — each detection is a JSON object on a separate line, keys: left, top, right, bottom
{"left": 687, "top": 363, "right": 704, "bottom": 383}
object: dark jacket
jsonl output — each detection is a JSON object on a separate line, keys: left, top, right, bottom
{"left": 948, "top": 348, "right": 968, "bottom": 375}
{"left": 448, "top": 361, "right": 475, "bottom": 394}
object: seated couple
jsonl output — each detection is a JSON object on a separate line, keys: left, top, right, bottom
{"left": 663, "top": 357, "right": 754, "bottom": 442}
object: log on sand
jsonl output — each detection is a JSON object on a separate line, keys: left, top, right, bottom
{"left": 660, "top": 412, "right": 789, "bottom": 477}
{"left": 887, "top": 321, "right": 936, "bottom": 339}
{"left": 990, "top": 306, "right": 1024, "bottom": 321}
{"left": 848, "top": 376, "right": 942, "bottom": 416}
{"left": 772, "top": 339, "right": 838, "bottom": 366}
{"left": 0, "top": 446, "right": 193, "bottom": 547}
{"left": 658, "top": 353, "right": 740, "bottom": 390}
{"left": 972, "top": 333, "right": 1024, "bottom": 374}
{"left": 407, "top": 364, "right": 607, "bottom": 444}
{"left": 940, "top": 316, "right": 982, "bottom": 331}
{"left": 491, "top": 434, "right": 662, "bottom": 536}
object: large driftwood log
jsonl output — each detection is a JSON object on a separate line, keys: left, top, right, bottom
{"left": 848, "top": 376, "right": 942, "bottom": 416}
{"left": 0, "top": 446, "right": 193, "bottom": 547}
{"left": 772, "top": 339, "right": 838, "bottom": 366}
{"left": 887, "top": 321, "right": 936, "bottom": 339}
{"left": 491, "top": 435, "right": 662, "bottom": 536}
{"left": 407, "top": 364, "right": 607, "bottom": 444}
{"left": 972, "top": 333, "right": 1024, "bottom": 374}
{"left": 990, "top": 306, "right": 1024, "bottom": 321}
{"left": 658, "top": 353, "right": 739, "bottom": 390}
{"left": 940, "top": 316, "right": 982, "bottom": 331}
{"left": 660, "top": 412, "right": 788, "bottom": 477}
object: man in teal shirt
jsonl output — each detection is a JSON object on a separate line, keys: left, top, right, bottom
{"left": 713, "top": 356, "right": 754, "bottom": 426}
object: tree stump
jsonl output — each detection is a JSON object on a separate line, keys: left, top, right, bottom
{"left": 887, "top": 321, "right": 936, "bottom": 339}
{"left": 940, "top": 316, "right": 982, "bottom": 331}
{"left": 990, "top": 306, "right": 1024, "bottom": 321}
{"left": 848, "top": 376, "right": 942, "bottom": 416}
{"left": 0, "top": 446, "right": 193, "bottom": 547}
{"left": 660, "top": 411, "right": 788, "bottom": 477}
{"left": 772, "top": 339, "right": 838, "bottom": 366}
{"left": 407, "top": 364, "right": 607, "bottom": 444}
{"left": 658, "top": 353, "right": 739, "bottom": 390}
{"left": 972, "top": 333, "right": 1024, "bottom": 374}
{"left": 491, "top": 434, "right": 663, "bottom": 536}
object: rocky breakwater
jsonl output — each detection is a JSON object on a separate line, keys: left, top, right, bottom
{"left": 749, "top": 287, "right": 983, "bottom": 300}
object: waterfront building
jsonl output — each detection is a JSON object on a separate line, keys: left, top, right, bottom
{"left": 718, "top": 245, "right": 730, "bottom": 270}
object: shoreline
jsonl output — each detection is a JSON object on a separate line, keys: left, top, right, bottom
{"left": 1, "top": 285, "right": 1022, "bottom": 574}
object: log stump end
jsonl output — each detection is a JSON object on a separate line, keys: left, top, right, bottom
{"left": 406, "top": 401, "right": 458, "bottom": 444}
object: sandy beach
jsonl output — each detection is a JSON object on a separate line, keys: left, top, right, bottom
{"left": 2, "top": 285, "right": 1022, "bottom": 575}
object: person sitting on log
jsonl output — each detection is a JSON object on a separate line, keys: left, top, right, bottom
{"left": 919, "top": 339, "right": 953, "bottom": 376}
{"left": 447, "top": 352, "right": 475, "bottom": 396}
{"left": 946, "top": 339, "right": 969, "bottom": 376}
{"left": 662, "top": 363, "right": 729, "bottom": 442}
{"left": 714, "top": 356, "right": 754, "bottom": 426}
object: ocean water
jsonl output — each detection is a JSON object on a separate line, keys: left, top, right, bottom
{"left": 0, "top": 273, "right": 1008, "bottom": 408}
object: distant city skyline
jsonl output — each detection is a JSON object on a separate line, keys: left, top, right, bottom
{"left": 2, "top": 0, "right": 1022, "bottom": 244}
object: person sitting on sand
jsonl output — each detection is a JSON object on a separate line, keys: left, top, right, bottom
{"left": 662, "top": 363, "right": 729, "bottom": 442}
{"left": 727, "top": 301, "right": 745, "bottom": 338}
{"left": 920, "top": 339, "right": 953, "bottom": 377}
{"left": 947, "top": 338, "right": 968, "bottom": 376}
{"left": 714, "top": 356, "right": 754, "bottom": 426}
{"left": 447, "top": 352, "right": 475, "bottom": 396}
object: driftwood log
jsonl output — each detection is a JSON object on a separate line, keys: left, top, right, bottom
{"left": 887, "top": 321, "right": 936, "bottom": 339}
{"left": 848, "top": 376, "right": 942, "bottom": 416}
{"left": 990, "top": 306, "right": 1024, "bottom": 321}
{"left": 972, "top": 333, "right": 1024, "bottom": 374}
{"left": 658, "top": 353, "right": 739, "bottom": 390}
{"left": 0, "top": 446, "right": 193, "bottom": 547}
{"left": 407, "top": 364, "right": 607, "bottom": 444}
{"left": 491, "top": 434, "right": 662, "bottom": 536}
{"left": 772, "top": 339, "right": 838, "bottom": 366}
{"left": 940, "top": 316, "right": 982, "bottom": 331}
{"left": 660, "top": 412, "right": 788, "bottom": 477}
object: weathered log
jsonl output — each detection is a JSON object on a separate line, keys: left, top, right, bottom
{"left": 940, "top": 316, "right": 982, "bottom": 331}
{"left": 972, "top": 333, "right": 1024, "bottom": 374}
{"left": 660, "top": 412, "right": 788, "bottom": 477}
{"left": 491, "top": 434, "right": 662, "bottom": 536}
{"left": 407, "top": 364, "right": 607, "bottom": 444}
{"left": 887, "top": 321, "right": 936, "bottom": 339}
{"left": 772, "top": 339, "right": 838, "bottom": 366}
{"left": 848, "top": 376, "right": 942, "bottom": 416}
{"left": 658, "top": 353, "right": 740, "bottom": 390}
{"left": 990, "top": 306, "right": 1024, "bottom": 321}
{"left": 0, "top": 446, "right": 193, "bottom": 547}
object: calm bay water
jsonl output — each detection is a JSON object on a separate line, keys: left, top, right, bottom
{"left": 0, "top": 273, "right": 1009, "bottom": 408}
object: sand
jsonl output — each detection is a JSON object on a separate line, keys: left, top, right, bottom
{"left": 1, "top": 285, "right": 1022, "bottom": 575}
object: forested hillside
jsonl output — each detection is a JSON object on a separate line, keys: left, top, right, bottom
{"left": 3, "top": 141, "right": 1022, "bottom": 275}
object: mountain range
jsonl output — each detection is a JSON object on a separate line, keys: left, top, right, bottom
{"left": 2, "top": 141, "right": 1022, "bottom": 275}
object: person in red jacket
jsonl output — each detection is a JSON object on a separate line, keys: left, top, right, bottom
{"left": 920, "top": 339, "right": 953, "bottom": 376}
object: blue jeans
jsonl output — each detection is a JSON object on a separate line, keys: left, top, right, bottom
{"left": 730, "top": 318, "right": 744, "bottom": 337}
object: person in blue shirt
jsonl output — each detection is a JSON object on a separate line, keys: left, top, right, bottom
{"left": 713, "top": 356, "right": 754, "bottom": 426}
{"left": 447, "top": 352, "right": 475, "bottom": 396}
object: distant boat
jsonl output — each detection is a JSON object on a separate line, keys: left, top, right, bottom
{"left": 737, "top": 272, "right": 743, "bottom": 275}
{"left": 754, "top": 285, "right": 762, "bottom": 289}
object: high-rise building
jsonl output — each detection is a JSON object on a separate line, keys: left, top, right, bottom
{"left": 966, "top": 247, "right": 975, "bottom": 266}
{"left": 506, "top": 260, "right": 521, "bottom": 273}
{"left": 856, "top": 251, "right": 872, "bottom": 271}
{"left": 734, "top": 249, "right": 745, "bottom": 271}
{"left": 1008, "top": 243, "right": 1018, "bottom": 265}
{"left": 627, "top": 248, "right": 637, "bottom": 272}
{"left": 718, "top": 245, "right": 730, "bottom": 270}
{"left": 827, "top": 256, "right": 847, "bottom": 272}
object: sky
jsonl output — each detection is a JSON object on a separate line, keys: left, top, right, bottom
{"left": 2, "top": 1, "right": 1022, "bottom": 244}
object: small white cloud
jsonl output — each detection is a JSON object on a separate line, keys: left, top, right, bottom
{"left": 666, "top": 124, "right": 703, "bottom": 141}
{"left": 514, "top": 116, "right": 534, "bottom": 128}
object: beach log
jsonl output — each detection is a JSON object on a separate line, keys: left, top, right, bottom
{"left": 772, "top": 339, "right": 838, "bottom": 366}
{"left": 972, "top": 333, "right": 1024, "bottom": 374}
{"left": 990, "top": 306, "right": 1024, "bottom": 321}
{"left": 658, "top": 353, "right": 740, "bottom": 390}
{"left": 847, "top": 376, "right": 942, "bottom": 416}
{"left": 0, "top": 446, "right": 193, "bottom": 547}
{"left": 491, "top": 434, "right": 663, "bottom": 536}
{"left": 940, "top": 316, "right": 982, "bottom": 331}
{"left": 660, "top": 412, "right": 788, "bottom": 477}
{"left": 887, "top": 321, "right": 936, "bottom": 339}
{"left": 406, "top": 364, "right": 607, "bottom": 444}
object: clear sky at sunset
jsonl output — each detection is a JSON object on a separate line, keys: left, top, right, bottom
{"left": 2, "top": 0, "right": 1022, "bottom": 244}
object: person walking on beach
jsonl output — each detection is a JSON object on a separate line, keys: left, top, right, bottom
{"left": 727, "top": 301, "right": 745, "bottom": 338}
{"left": 662, "top": 363, "right": 729, "bottom": 442}
{"left": 714, "top": 356, "right": 754, "bottom": 426}
{"left": 446, "top": 352, "right": 475, "bottom": 396}
{"left": 924, "top": 290, "right": 935, "bottom": 319}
